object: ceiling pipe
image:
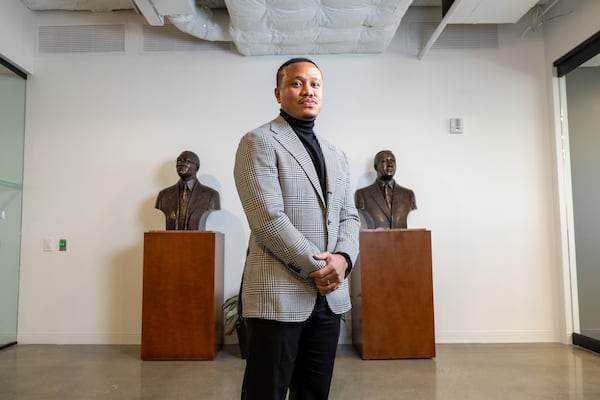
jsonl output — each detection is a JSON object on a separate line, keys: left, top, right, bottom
{"left": 520, "top": 0, "right": 562, "bottom": 38}
{"left": 132, "top": 0, "right": 164, "bottom": 25}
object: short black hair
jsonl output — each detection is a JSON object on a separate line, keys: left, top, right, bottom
{"left": 276, "top": 58, "right": 321, "bottom": 88}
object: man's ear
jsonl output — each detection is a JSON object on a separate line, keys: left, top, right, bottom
{"left": 274, "top": 88, "right": 281, "bottom": 104}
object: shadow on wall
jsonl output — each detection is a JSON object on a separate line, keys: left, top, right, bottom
{"left": 205, "top": 208, "right": 247, "bottom": 293}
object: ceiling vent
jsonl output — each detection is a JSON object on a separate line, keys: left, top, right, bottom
{"left": 38, "top": 24, "right": 125, "bottom": 53}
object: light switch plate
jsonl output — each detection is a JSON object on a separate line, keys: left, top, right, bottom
{"left": 43, "top": 238, "right": 54, "bottom": 252}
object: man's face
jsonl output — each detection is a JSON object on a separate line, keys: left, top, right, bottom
{"left": 176, "top": 152, "right": 198, "bottom": 180}
{"left": 375, "top": 151, "right": 396, "bottom": 181}
{"left": 274, "top": 61, "right": 323, "bottom": 121}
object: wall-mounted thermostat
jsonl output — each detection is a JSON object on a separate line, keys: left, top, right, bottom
{"left": 450, "top": 118, "right": 463, "bottom": 134}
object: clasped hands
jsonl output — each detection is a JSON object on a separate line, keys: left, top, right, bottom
{"left": 309, "top": 252, "right": 348, "bottom": 295}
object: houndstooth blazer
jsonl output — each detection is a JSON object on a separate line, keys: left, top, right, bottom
{"left": 234, "top": 115, "right": 360, "bottom": 322}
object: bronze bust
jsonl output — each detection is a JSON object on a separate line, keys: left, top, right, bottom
{"left": 155, "top": 151, "right": 220, "bottom": 230}
{"left": 354, "top": 150, "right": 416, "bottom": 229}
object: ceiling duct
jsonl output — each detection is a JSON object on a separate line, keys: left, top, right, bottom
{"left": 168, "top": 3, "right": 231, "bottom": 41}
{"left": 131, "top": 0, "right": 414, "bottom": 55}
{"left": 130, "top": 0, "right": 230, "bottom": 41}
{"left": 224, "top": 0, "right": 414, "bottom": 56}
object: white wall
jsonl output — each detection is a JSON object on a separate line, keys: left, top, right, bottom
{"left": 0, "top": 1, "right": 35, "bottom": 73}
{"left": 17, "top": 8, "right": 565, "bottom": 344}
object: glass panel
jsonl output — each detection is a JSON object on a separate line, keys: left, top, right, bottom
{"left": 0, "top": 66, "right": 26, "bottom": 347}
{"left": 566, "top": 65, "right": 600, "bottom": 342}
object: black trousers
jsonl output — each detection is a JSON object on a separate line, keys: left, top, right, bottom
{"left": 241, "top": 295, "right": 341, "bottom": 400}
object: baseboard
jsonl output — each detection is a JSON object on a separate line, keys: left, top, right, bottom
{"left": 436, "top": 330, "right": 555, "bottom": 343}
{"left": 16, "top": 330, "right": 559, "bottom": 345}
{"left": 17, "top": 332, "right": 140, "bottom": 345}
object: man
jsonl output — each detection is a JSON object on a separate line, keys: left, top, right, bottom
{"left": 354, "top": 150, "right": 416, "bottom": 229}
{"left": 233, "top": 58, "right": 360, "bottom": 400}
{"left": 155, "top": 150, "right": 220, "bottom": 230}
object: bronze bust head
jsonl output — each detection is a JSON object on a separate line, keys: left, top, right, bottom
{"left": 155, "top": 151, "right": 220, "bottom": 230}
{"left": 354, "top": 150, "right": 416, "bottom": 229}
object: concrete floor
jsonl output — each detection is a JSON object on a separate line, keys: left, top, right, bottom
{"left": 1, "top": 343, "right": 599, "bottom": 399}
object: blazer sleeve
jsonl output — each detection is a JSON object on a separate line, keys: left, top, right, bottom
{"left": 331, "top": 150, "right": 361, "bottom": 266}
{"left": 234, "top": 129, "right": 326, "bottom": 279}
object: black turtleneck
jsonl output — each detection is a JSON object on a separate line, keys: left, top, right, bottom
{"left": 279, "top": 110, "right": 353, "bottom": 275}
{"left": 280, "top": 110, "right": 326, "bottom": 201}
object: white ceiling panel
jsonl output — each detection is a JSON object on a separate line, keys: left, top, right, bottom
{"left": 448, "top": 0, "right": 540, "bottom": 24}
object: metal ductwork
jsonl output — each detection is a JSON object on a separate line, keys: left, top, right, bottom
{"left": 132, "top": 0, "right": 231, "bottom": 41}
{"left": 168, "top": 4, "right": 231, "bottom": 42}
{"left": 22, "top": 0, "right": 557, "bottom": 56}
{"left": 130, "top": 0, "right": 414, "bottom": 55}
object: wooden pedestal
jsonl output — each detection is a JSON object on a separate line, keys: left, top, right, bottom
{"left": 351, "top": 229, "right": 435, "bottom": 359}
{"left": 141, "top": 231, "right": 224, "bottom": 360}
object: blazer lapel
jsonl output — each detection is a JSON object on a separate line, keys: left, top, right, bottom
{"left": 271, "top": 117, "right": 326, "bottom": 205}
{"left": 321, "top": 139, "right": 337, "bottom": 204}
